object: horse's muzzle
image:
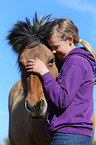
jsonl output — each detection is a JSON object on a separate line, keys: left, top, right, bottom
{"left": 25, "top": 98, "right": 47, "bottom": 118}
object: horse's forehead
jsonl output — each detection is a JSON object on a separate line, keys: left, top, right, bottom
{"left": 19, "top": 43, "right": 53, "bottom": 65}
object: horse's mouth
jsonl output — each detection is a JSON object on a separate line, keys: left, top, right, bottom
{"left": 25, "top": 98, "right": 47, "bottom": 118}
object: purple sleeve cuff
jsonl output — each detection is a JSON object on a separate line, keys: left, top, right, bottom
{"left": 41, "top": 72, "right": 55, "bottom": 84}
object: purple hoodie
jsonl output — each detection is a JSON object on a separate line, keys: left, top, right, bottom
{"left": 41, "top": 47, "right": 95, "bottom": 138}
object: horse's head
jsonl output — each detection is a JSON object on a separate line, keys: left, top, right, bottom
{"left": 7, "top": 13, "right": 58, "bottom": 118}
{"left": 19, "top": 43, "right": 58, "bottom": 117}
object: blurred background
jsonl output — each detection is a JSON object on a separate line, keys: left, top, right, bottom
{"left": 0, "top": 0, "right": 96, "bottom": 144}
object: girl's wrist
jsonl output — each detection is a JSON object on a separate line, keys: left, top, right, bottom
{"left": 40, "top": 68, "right": 49, "bottom": 76}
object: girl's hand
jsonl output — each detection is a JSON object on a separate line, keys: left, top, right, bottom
{"left": 25, "top": 57, "right": 49, "bottom": 76}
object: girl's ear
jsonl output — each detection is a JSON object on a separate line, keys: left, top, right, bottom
{"left": 68, "top": 36, "right": 73, "bottom": 42}
{"left": 67, "top": 36, "right": 73, "bottom": 46}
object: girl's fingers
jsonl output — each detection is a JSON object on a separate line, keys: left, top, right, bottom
{"left": 26, "top": 66, "right": 33, "bottom": 69}
{"left": 26, "top": 69, "right": 33, "bottom": 72}
{"left": 26, "top": 58, "right": 38, "bottom": 66}
{"left": 25, "top": 58, "right": 49, "bottom": 75}
{"left": 27, "top": 58, "right": 38, "bottom": 63}
{"left": 26, "top": 62, "right": 34, "bottom": 67}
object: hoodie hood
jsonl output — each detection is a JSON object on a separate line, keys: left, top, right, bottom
{"left": 66, "top": 47, "right": 96, "bottom": 72}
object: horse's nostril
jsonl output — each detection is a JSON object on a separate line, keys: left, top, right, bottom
{"left": 25, "top": 100, "right": 32, "bottom": 112}
{"left": 40, "top": 99, "right": 45, "bottom": 107}
{"left": 36, "top": 99, "right": 45, "bottom": 109}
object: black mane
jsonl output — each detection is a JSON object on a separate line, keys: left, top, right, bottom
{"left": 7, "top": 13, "right": 51, "bottom": 54}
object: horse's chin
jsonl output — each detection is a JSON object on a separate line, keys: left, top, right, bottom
{"left": 30, "top": 104, "right": 47, "bottom": 119}
{"left": 30, "top": 109, "right": 47, "bottom": 119}
{"left": 25, "top": 98, "right": 48, "bottom": 118}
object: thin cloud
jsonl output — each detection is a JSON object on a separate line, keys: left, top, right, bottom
{"left": 56, "top": 0, "right": 96, "bottom": 28}
{"left": 0, "top": 112, "right": 8, "bottom": 115}
{"left": 56, "top": 0, "right": 96, "bottom": 19}
{"left": 57, "top": 0, "right": 96, "bottom": 12}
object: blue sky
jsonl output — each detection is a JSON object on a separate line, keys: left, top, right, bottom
{"left": 0, "top": 0, "right": 96, "bottom": 143}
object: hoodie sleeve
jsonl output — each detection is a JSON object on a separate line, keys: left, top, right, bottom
{"left": 41, "top": 62, "right": 85, "bottom": 110}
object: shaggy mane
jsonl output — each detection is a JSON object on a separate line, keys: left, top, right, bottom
{"left": 7, "top": 13, "right": 51, "bottom": 54}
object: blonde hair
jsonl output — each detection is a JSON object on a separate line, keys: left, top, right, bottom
{"left": 46, "top": 18, "right": 96, "bottom": 84}
{"left": 79, "top": 39, "right": 96, "bottom": 85}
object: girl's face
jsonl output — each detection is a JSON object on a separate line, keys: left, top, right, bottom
{"left": 48, "top": 35, "right": 75, "bottom": 59}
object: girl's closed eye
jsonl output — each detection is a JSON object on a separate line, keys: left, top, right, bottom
{"left": 52, "top": 45, "right": 59, "bottom": 50}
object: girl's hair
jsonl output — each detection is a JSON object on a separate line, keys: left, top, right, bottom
{"left": 45, "top": 18, "right": 96, "bottom": 84}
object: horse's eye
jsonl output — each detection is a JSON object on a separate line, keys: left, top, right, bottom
{"left": 48, "top": 58, "right": 55, "bottom": 66}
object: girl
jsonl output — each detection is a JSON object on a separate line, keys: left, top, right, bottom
{"left": 26, "top": 18, "right": 96, "bottom": 145}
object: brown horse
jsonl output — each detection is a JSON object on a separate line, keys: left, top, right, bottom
{"left": 7, "top": 14, "right": 58, "bottom": 145}
{"left": 7, "top": 13, "right": 95, "bottom": 145}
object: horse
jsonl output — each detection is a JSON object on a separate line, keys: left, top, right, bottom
{"left": 7, "top": 13, "right": 58, "bottom": 145}
{"left": 7, "top": 13, "right": 95, "bottom": 145}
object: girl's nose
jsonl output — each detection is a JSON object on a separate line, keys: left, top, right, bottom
{"left": 52, "top": 50, "right": 56, "bottom": 54}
